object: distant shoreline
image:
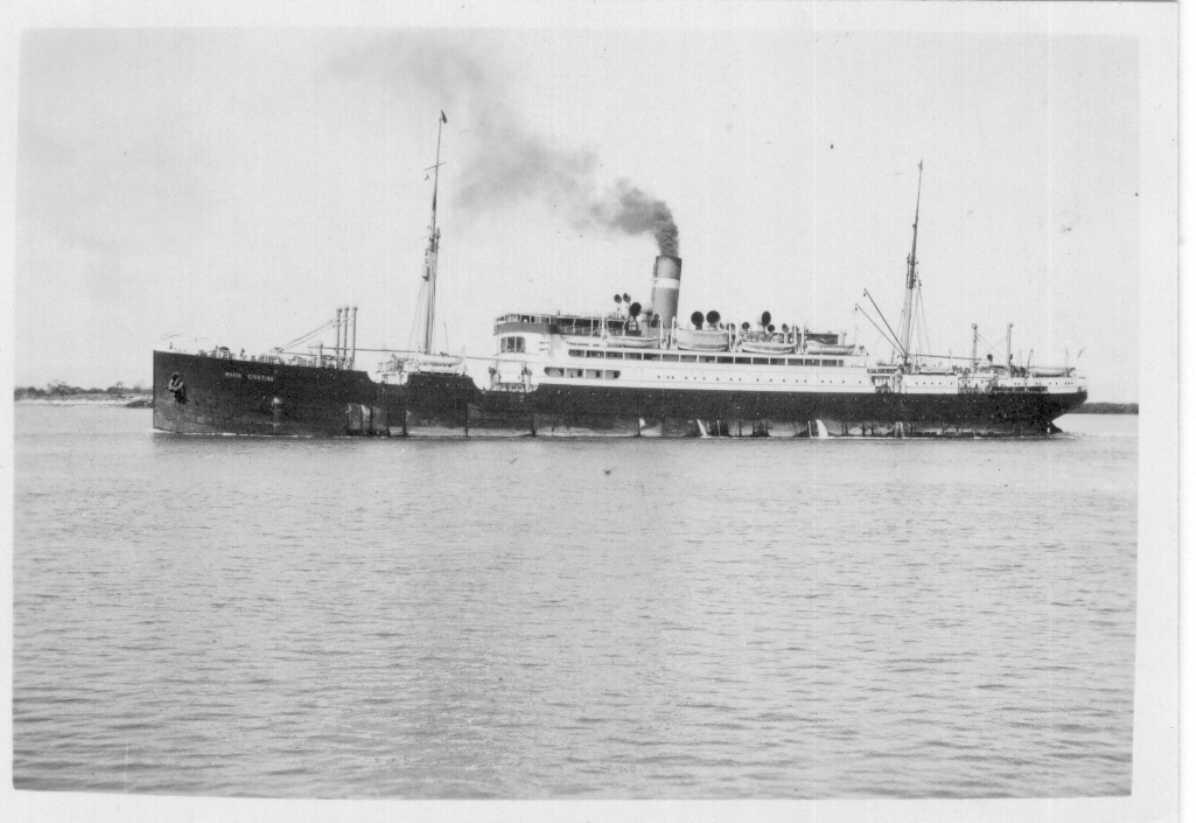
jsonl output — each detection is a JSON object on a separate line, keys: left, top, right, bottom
{"left": 15, "top": 395, "right": 152, "bottom": 408}
{"left": 14, "top": 386, "right": 152, "bottom": 408}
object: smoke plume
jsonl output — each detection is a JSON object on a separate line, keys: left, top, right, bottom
{"left": 329, "top": 35, "right": 679, "bottom": 256}
{"left": 592, "top": 180, "right": 679, "bottom": 257}
{"left": 457, "top": 118, "right": 680, "bottom": 256}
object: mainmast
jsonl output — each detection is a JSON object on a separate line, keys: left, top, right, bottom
{"left": 897, "top": 161, "right": 923, "bottom": 367}
{"left": 421, "top": 111, "right": 447, "bottom": 355}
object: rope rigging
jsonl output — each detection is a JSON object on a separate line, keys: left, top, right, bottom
{"left": 914, "top": 284, "right": 931, "bottom": 360}
{"left": 278, "top": 317, "right": 336, "bottom": 351}
{"left": 409, "top": 279, "right": 430, "bottom": 351}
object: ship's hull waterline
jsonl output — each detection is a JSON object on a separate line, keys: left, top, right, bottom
{"left": 153, "top": 351, "right": 1087, "bottom": 439}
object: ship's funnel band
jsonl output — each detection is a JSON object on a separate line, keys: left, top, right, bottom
{"left": 650, "top": 255, "right": 683, "bottom": 332}
{"left": 652, "top": 255, "right": 681, "bottom": 280}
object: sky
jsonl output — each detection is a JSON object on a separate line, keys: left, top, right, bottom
{"left": 15, "top": 20, "right": 1152, "bottom": 400}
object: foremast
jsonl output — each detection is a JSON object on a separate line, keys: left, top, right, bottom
{"left": 896, "top": 161, "right": 923, "bottom": 368}
{"left": 421, "top": 111, "right": 447, "bottom": 355}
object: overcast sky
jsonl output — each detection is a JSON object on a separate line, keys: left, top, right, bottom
{"left": 15, "top": 18, "right": 1156, "bottom": 400}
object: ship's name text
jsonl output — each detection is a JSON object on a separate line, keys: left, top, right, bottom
{"left": 224, "top": 371, "right": 275, "bottom": 383}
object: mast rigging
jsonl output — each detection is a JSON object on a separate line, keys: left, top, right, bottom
{"left": 421, "top": 111, "right": 447, "bottom": 355}
{"left": 897, "top": 161, "right": 923, "bottom": 367}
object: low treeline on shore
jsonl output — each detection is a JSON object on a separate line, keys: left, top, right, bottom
{"left": 14, "top": 382, "right": 152, "bottom": 407}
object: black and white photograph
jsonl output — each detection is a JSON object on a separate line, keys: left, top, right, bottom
{"left": 4, "top": 2, "right": 1180, "bottom": 821}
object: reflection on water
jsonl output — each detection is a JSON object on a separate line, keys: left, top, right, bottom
{"left": 14, "top": 407, "right": 1136, "bottom": 797}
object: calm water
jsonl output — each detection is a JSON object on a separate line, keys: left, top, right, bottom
{"left": 13, "top": 406, "right": 1137, "bottom": 798}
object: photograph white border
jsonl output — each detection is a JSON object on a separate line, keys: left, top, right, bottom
{"left": 0, "top": 2, "right": 1180, "bottom": 822}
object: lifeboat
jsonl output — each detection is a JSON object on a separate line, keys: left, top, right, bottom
{"left": 675, "top": 328, "right": 732, "bottom": 351}
{"left": 736, "top": 339, "right": 794, "bottom": 354}
{"left": 604, "top": 333, "right": 658, "bottom": 349}
{"left": 804, "top": 341, "right": 856, "bottom": 355}
{"left": 738, "top": 334, "right": 795, "bottom": 355}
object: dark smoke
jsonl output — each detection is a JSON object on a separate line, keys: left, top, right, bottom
{"left": 328, "top": 36, "right": 680, "bottom": 255}
{"left": 457, "top": 122, "right": 680, "bottom": 256}
{"left": 592, "top": 180, "right": 679, "bottom": 257}
{"left": 456, "top": 119, "right": 600, "bottom": 215}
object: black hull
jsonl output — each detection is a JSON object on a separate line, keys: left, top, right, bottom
{"left": 524, "top": 384, "right": 1087, "bottom": 437}
{"left": 152, "top": 351, "right": 476, "bottom": 437}
{"left": 153, "top": 351, "right": 1086, "bottom": 437}
{"left": 153, "top": 351, "right": 395, "bottom": 436}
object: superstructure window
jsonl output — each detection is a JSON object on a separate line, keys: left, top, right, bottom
{"left": 557, "top": 367, "right": 621, "bottom": 380}
{"left": 500, "top": 336, "right": 526, "bottom": 353}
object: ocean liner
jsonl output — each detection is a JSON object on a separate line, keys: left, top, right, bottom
{"left": 152, "top": 121, "right": 1087, "bottom": 438}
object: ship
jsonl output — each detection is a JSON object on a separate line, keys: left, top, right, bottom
{"left": 152, "top": 121, "right": 1087, "bottom": 438}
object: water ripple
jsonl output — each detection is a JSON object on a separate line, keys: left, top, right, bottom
{"left": 13, "top": 406, "right": 1137, "bottom": 798}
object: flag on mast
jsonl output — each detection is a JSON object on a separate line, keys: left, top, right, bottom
{"left": 440, "top": 110, "right": 448, "bottom": 124}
